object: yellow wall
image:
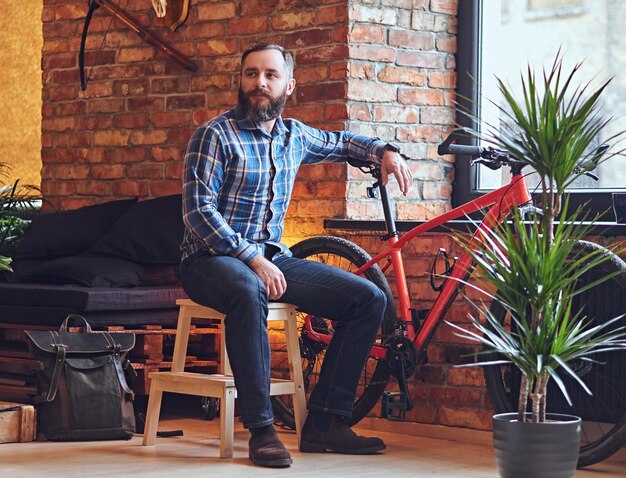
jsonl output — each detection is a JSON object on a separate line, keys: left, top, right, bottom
{"left": 0, "top": 2, "right": 42, "bottom": 187}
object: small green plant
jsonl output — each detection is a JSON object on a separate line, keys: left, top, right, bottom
{"left": 448, "top": 54, "right": 626, "bottom": 423}
{"left": 0, "top": 162, "right": 40, "bottom": 271}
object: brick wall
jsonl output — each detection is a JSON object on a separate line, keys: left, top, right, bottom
{"left": 343, "top": 0, "right": 456, "bottom": 222}
{"left": 41, "top": 0, "right": 352, "bottom": 213}
{"left": 39, "top": 0, "right": 497, "bottom": 430}
{"left": 41, "top": 0, "right": 457, "bottom": 226}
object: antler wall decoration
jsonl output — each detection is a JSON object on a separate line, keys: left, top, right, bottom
{"left": 79, "top": 0, "right": 197, "bottom": 91}
{"left": 151, "top": 0, "right": 167, "bottom": 17}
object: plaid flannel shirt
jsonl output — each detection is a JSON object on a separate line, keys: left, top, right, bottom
{"left": 181, "top": 108, "right": 387, "bottom": 264}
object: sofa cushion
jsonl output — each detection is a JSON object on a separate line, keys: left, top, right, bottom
{"left": 25, "top": 256, "right": 180, "bottom": 288}
{"left": 88, "top": 194, "right": 183, "bottom": 265}
{"left": 0, "top": 304, "right": 184, "bottom": 328}
{"left": 12, "top": 198, "right": 137, "bottom": 259}
{"left": 0, "top": 283, "right": 186, "bottom": 312}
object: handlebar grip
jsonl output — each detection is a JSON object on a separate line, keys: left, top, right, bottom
{"left": 438, "top": 144, "right": 483, "bottom": 157}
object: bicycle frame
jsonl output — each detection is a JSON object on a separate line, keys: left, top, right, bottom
{"left": 301, "top": 172, "right": 532, "bottom": 360}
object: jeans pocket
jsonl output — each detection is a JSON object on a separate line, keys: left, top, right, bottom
{"left": 182, "top": 250, "right": 206, "bottom": 269}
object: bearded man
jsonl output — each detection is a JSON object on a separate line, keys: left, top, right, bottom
{"left": 180, "top": 43, "right": 413, "bottom": 468}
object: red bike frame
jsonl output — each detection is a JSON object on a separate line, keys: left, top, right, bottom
{"left": 301, "top": 173, "right": 532, "bottom": 360}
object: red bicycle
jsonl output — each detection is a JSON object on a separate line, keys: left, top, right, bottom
{"left": 271, "top": 130, "right": 626, "bottom": 467}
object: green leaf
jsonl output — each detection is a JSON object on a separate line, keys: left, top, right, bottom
{"left": 0, "top": 255, "right": 12, "bottom": 272}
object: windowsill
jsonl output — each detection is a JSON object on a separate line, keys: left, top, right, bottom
{"left": 324, "top": 219, "right": 626, "bottom": 236}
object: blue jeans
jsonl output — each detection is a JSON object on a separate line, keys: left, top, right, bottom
{"left": 180, "top": 251, "right": 387, "bottom": 429}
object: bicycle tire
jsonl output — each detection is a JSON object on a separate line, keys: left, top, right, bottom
{"left": 484, "top": 241, "right": 626, "bottom": 467}
{"left": 201, "top": 397, "right": 219, "bottom": 420}
{"left": 270, "top": 235, "right": 396, "bottom": 429}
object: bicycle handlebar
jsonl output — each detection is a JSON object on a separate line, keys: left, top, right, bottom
{"left": 351, "top": 127, "right": 601, "bottom": 181}
{"left": 438, "top": 129, "right": 602, "bottom": 181}
{"left": 438, "top": 135, "right": 524, "bottom": 172}
{"left": 438, "top": 143, "right": 483, "bottom": 157}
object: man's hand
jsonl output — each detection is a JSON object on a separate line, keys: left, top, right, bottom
{"left": 248, "top": 254, "right": 287, "bottom": 300}
{"left": 381, "top": 151, "right": 413, "bottom": 196}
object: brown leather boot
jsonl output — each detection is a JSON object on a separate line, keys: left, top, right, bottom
{"left": 248, "top": 427, "right": 292, "bottom": 467}
{"left": 300, "top": 415, "right": 386, "bottom": 454}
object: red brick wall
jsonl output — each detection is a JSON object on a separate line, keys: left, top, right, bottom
{"left": 343, "top": 0, "right": 457, "bottom": 222}
{"left": 41, "top": 0, "right": 457, "bottom": 227}
{"left": 40, "top": 0, "right": 496, "bottom": 430}
{"left": 41, "top": 0, "right": 351, "bottom": 212}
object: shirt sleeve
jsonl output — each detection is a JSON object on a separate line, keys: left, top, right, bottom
{"left": 296, "top": 122, "right": 387, "bottom": 165}
{"left": 182, "top": 124, "right": 260, "bottom": 263}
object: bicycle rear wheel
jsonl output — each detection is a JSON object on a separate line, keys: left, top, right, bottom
{"left": 484, "top": 242, "right": 626, "bottom": 467}
{"left": 270, "top": 236, "right": 396, "bottom": 429}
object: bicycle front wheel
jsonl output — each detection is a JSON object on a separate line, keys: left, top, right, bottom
{"left": 270, "top": 236, "right": 396, "bottom": 429}
{"left": 484, "top": 241, "right": 626, "bottom": 467}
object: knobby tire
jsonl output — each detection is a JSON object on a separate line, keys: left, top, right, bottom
{"left": 271, "top": 236, "right": 396, "bottom": 429}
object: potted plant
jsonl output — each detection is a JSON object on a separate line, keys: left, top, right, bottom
{"left": 447, "top": 55, "right": 626, "bottom": 477}
{"left": 0, "top": 162, "right": 40, "bottom": 271}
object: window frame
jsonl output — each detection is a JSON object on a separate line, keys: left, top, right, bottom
{"left": 453, "top": 0, "right": 615, "bottom": 218}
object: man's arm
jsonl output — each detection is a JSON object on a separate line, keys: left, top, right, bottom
{"left": 297, "top": 123, "right": 414, "bottom": 195}
{"left": 183, "top": 125, "right": 285, "bottom": 299}
{"left": 182, "top": 125, "right": 261, "bottom": 264}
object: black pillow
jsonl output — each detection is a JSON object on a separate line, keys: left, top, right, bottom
{"left": 26, "top": 255, "right": 180, "bottom": 288}
{"left": 88, "top": 194, "right": 184, "bottom": 265}
{"left": 12, "top": 198, "right": 137, "bottom": 259}
{"left": 0, "top": 259, "right": 48, "bottom": 283}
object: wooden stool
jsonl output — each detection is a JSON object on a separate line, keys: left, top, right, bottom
{"left": 142, "top": 299, "right": 307, "bottom": 458}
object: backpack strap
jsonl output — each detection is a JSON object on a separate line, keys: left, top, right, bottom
{"left": 35, "top": 331, "right": 67, "bottom": 403}
{"left": 60, "top": 314, "right": 93, "bottom": 332}
{"left": 103, "top": 332, "right": 134, "bottom": 400}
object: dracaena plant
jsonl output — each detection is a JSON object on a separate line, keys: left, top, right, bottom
{"left": 483, "top": 53, "right": 623, "bottom": 239}
{"left": 448, "top": 54, "right": 626, "bottom": 423}
{"left": 0, "top": 162, "right": 40, "bottom": 271}
{"left": 449, "top": 206, "right": 626, "bottom": 423}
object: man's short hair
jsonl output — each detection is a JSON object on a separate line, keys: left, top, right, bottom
{"left": 241, "top": 43, "right": 294, "bottom": 79}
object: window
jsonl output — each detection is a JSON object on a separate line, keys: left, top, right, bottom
{"left": 454, "top": 0, "right": 625, "bottom": 216}
{"left": 527, "top": 0, "right": 584, "bottom": 15}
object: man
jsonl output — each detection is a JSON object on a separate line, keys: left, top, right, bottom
{"left": 181, "top": 43, "right": 413, "bottom": 468}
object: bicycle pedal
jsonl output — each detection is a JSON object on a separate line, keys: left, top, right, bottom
{"left": 381, "top": 390, "right": 408, "bottom": 421}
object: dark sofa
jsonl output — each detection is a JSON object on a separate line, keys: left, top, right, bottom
{"left": 0, "top": 194, "right": 187, "bottom": 328}
{"left": 0, "top": 194, "right": 221, "bottom": 401}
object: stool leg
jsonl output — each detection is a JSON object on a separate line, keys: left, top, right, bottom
{"left": 220, "top": 387, "right": 236, "bottom": 459}
{"left": 171, "top": 306, "right": 192, "bottom": 373}
{"left": 284, "top": 310, "right": 307, "bottom": 445}
{"left": 142, "top": 380, "right": 164, "bottom": 446}
{"left": 220, "top": 323, "right": 233, "bottom": 376}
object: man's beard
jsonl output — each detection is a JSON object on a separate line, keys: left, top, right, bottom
{"left": 237, "top": 86, "right": 288, "bottom": 122}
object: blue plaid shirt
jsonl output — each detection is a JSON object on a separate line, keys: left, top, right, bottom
{"left": 181, "top": 108, "right": 387, "bottom": 264}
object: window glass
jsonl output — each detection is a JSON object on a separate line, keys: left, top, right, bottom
{"left": 477, "top": 0, "right": 626, "bottom": 192}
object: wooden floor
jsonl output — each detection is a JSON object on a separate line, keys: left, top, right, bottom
{"left": 1, "top": 398, "right": 625, "bottom": 477}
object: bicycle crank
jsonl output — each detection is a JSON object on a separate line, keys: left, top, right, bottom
{"left": 385, "top": 335, "right": 419, "bottom": 378}
{"left": 300, "top": 316, "right": 329, "bottom": 359}
{"left": 382, "top": 336, "right": 419, "bottom": 420}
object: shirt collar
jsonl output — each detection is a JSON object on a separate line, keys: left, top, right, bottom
{"left": 232, "top": 107, "right": 287, "bottom": 137}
